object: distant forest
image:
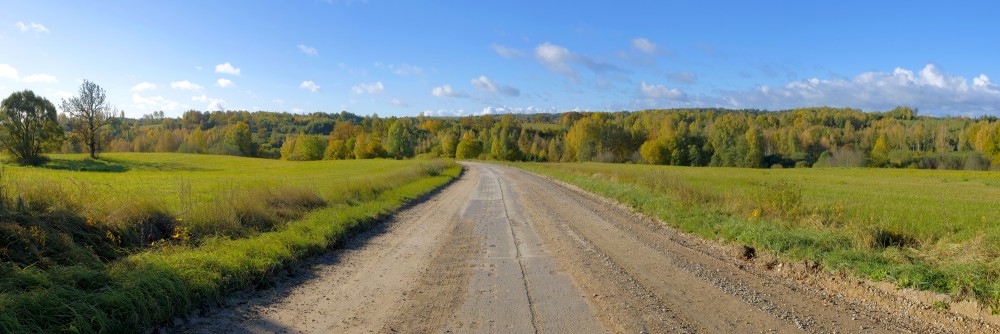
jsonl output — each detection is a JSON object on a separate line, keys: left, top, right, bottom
{"left": 58, "top": 106, "right": 1000, "bottom": 170}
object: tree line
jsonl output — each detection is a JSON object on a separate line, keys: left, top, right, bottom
{"left": 3, "top": 81, "right": 1000, "bottom": 170}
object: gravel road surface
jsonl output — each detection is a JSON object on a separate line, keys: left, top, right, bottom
{"left": 167, "top": 162, "right": 994, "bottom": 333}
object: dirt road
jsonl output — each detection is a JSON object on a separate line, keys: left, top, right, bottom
{"left": 169, "top": 162, "right": 986, "bottom": 333}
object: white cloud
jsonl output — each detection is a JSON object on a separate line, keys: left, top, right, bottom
{"left": 170, "top": 80, "right": 202, "bottom": 90}
{"left": 718, "top": 64, "right": 1000, "bottom": 116}
{"left": 20, "top": 73, "right": 57, "bottom": 83}
{"left": 640, "top": 81, "right": 687, "bottom": 100}
{"left": 0, "top": 64, "right": 58, "bottom": 84}
{"left": 291, "top": 107, "right": 304, "bottom": 113}
{"left": 534, "top": 42, "right": 622, "bottom": 81}
{"left": 631, "top": 38, "right": 657, "bottom": 54}
{"left": 214, "top": 62, "right": 241, "bottom": 75}
{"left": 300, "top": 80, "right": 321, "bottom": 92}
{"left": 431, "top": 84, "right": 468, "bottom": 98}
{"left": 389, "top": 98, "right": 408, "bottom": 107}
{"left": 351, "top": 81, "right": 384, "bottom": 95}
{"left": 421, "top": 109, "right": 467, "bottom": 117}
{"left": 974, "top": 74, "right": 992, "bottom": 87}
{"left": 15, "top": 21, "right": 48, "bottom": 34}
{"left": 216, "top": 78, "right": 235, "bottom": 88}
{"left": 919, "top": 64, "right": 946, "bottom": 88}
{"left": 535, "top": 42, "right": 576, "bottom": 78}
{"left": 131, "top": 82, "right": 157, "bottom": 92}
{"left": 491, "top": 44, "right": 525, "bottom": 58}
{"left": 297, "top": 44, "right": 318, "bottom": 56}
{"left": 0, "top": 64, "right": 18, "bottom": 80}
{"left": 132, "top": 93, "right": 181, "bottom": 112}
{"left": 192, "top": 95, "right": 225, "bottom": 111}
{"left": 480, "top": 106, "right": 557, "bottom": 115}
{"left": 207, "top": 100, "right": 225, "bottom": 111}
{"left": 45, "top": 89, "right": 73, "bottom": 100}
{"left": 470, "top": 75, "right": 520, "bottom": 97}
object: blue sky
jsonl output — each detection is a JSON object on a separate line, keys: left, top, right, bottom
{"left": 2, "top": 1, "right": 999, "bottom": 118}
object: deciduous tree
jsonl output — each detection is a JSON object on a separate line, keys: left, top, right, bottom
{"left": 386, "top": 119, "right": 416, "bottom": 159}
{"left": 0, "top": 90, "right": 63, "bottom": 165}
{"left": 62, "top": 80, "right": 116, "bottom": 158}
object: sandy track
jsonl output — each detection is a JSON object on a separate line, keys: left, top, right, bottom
{"left": 167, "top": 162, "right": 991, "bottom": 333}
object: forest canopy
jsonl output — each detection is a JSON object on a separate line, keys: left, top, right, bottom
{"left": 48, "top": 106, "right": 1000, "bottom": 170}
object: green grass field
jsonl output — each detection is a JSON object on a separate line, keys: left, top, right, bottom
{"left": 513, "top": 162, "right": 1000, "bottom": 309}
{"left": 0, "top": 153, "right": 460, "bottom": 332}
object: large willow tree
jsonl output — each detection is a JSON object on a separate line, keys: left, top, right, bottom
{"left": 0, "top": 90, "right": 63, "bottom": 165}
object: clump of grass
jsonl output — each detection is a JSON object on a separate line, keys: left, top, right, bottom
{"left": 185, "top": 186, "right": 327, "bottom": 237}
{"left": 634, "top": 169, "right": 722, "bottom": 206}
{"left": 418, "top": 160, "right": 448, "bottom": 176}
{"left": 754, "top": 180, "right": 802, "bottom": 219}
{"left": 104, "top": 198, "right": 176, "bottom": 248}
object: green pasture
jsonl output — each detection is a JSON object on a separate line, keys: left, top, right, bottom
{"left": 10, "top": 153, "right": 426, "bottom": 216}
{"left": 0, "top": 153, "right": 460, "bottom": 332}
{"left": 514, "top": 162, "right": 1000, "bottom": 308}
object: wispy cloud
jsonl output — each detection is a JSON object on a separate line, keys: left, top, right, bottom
{"left": 170, "top": 80, "right": 202, "bottom": 90}
{"left": 534, "top": 42, "right": 623, "bottom": 82}
{"left": 431, "top": 84, "right": 468, "bottom": 98}
{"left": 389, "top": 98, "right": 408, "bottom": 107}
{"left": 491, "top": 44, "right": 525, "bottom": 58}
{"left": 667, "top": 71, "right": 697, "bottom": 84}
{"left": 535, "top": 42, "right": 576, "bottom": 78}
{"left": 0, "top": 64, "right": 17, "bottom": 80}
{"left": 131, "top": 82, "right": 157, "bottom": 92}
{"left": 192, "top": 95, "right": 225, "bottom": 111}
{"left": 15, "top": 21, "right": 48, "bottom": 34}
{"left": 297, "top": 44, "right": 318, "bottom": 56}
{"left": 631, "top": 38, "right": 657, "bottom": 54}
{"left": 470, "top": 75, "right": 519, "bottom": 97}
{"left": 20, "top": 73, "right": 57, "bottom": 83}
{"left": 375, "top": 62, "right": 424, "bottom": 76}
{"left": 697, "top": 43, "right": 719, "bottom": 55}
{"left": 132, "top": 93, "right": 181, "bottom": 112}
{"left": 300, "top": 80, "right": 321, "bottom": 92}
{"left": 0, "top": 64, "right": 59, "bottom": 84}
{"left": 351, "top": 81, "right": 384, "bottom": 95}
{"left": 393, "top": 64, "right": 423, "bottom": 76}
{"left": 480, "top": 106, "right": 558, "bottom": 115}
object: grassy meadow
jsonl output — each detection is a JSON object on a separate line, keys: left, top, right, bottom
{"left": 513, "top": 162, "right": 1000, "bottom": 309}
{"left": 0, "top": 153, "right": 460, "bottom": 332}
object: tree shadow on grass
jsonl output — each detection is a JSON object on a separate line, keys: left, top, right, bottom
{"left": 42, "top": 158, "right": 129, "bottom": 172}
{"left": 41, "top": 157, "right": 213, "bottom": 173}
{"left": 101, "top": 157, "right": 212, "bottom": 172}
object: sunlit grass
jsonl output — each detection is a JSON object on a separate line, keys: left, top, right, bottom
{"left": 0, "top": 153, "right": 460, "bottom": 332}
{"left": 513, "top": 162, "right": 1000, "bottom": 308}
